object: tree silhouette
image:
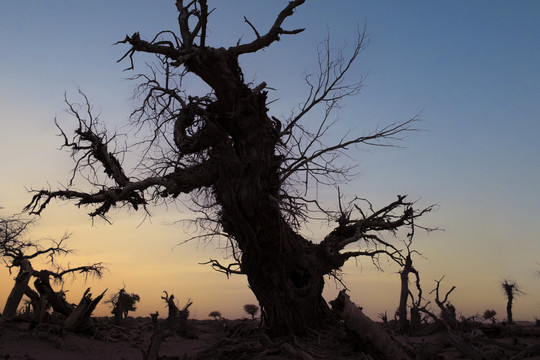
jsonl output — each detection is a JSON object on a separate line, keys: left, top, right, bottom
{"left": 107, "top": 286, "right": 140, "bottom": 324}
{"left": 243, "top": 304, "right": 259, "bottom": 319}
{"left": 483, "top": 309, "right": 497, "bottom": 324}
{"left": 1, "top": 215, "right": 104, "bottom": 323}
{"left": 395, "top": 219, "right": 422, "bottom": 333}
{"left": 208, "top": 311, "right": 222, "bottom": 320}
{"left": 25, "top": 1, "right": 433, "bottom": 336}
{"left": 501, "top": 280, "right": 522, "bottom": 324}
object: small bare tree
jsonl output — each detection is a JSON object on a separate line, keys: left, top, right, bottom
{"left": 431, "top": 276, "right": 458, "bottom": 329}
{"left": 416, "top": 276, "right": 458, "bottom": 331}
{"left": 1, "top": 215, "right": 104, "bottom": 323}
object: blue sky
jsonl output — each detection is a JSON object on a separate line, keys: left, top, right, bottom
{"left": 1, "top": 1, "right": 539, "bottom": 320}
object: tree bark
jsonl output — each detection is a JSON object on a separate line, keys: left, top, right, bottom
{"left": 331, "top": 290, "right": 410, "bottom": 360}
{"left": 198, "top": 75, "right": 332, "bottom": 334}
{"left": 241, "top": 229, "right": 332, "bottom": 335}
{"left": 33, "top": 275, "right": 74, "bottom": 317}
{"left": 397, "top": 254, "right": 413, "bottom": 332}
{"left": 64, "top": 288, "right": 106, "bottom": 332}
{"left": 410, "top": 306, "right": 421, "bottom": 330}
{"left": 23, "top": 287, "right": 46, "bottom": 323}
{"left": 166, "top": 46, "right": 331, "bottom": 335}
{"left": 2, "top": 259, "right": 34, "bottom": 320}
{"left": 506, "top": 294, "right": 513, "bottom": 324}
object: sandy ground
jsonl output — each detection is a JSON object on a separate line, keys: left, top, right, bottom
{"left": 0, "top": 317, "right": 216, "bottom": 360}
{"left": 1, "top": 317, "right": 540, "bottom": 360}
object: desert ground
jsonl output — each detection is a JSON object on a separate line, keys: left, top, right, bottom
{"left": 1, "top": 315, "right": 540, "bottom": 360}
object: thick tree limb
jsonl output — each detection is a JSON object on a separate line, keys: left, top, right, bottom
{"left": 316, "top": 195, "right": 435, "bottom": 275}
{"left": 25, "top": 159, "right": 216, "bottom": 217}
{"left": 60, "top": 91, "right": 130, "bottom": 187}
{"left": 116, "top": 32, "right": 189, "bottom": 71}
{"left": 41, "top": 263, "right": 105, "bottom": 281}
{"left": 118, "top": 0, "right": 303, "bottom": 72}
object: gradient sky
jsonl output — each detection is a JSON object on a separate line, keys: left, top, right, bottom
{"left": 1, "top": 1, "right": 539, "bottom": 322}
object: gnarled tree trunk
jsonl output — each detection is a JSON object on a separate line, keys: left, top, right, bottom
{"left": 240, "top": 228, "right": 332, "bottom": 335}
{"left": 181, "top": 47, "right": 331, "bottom": 335}
{"left": 23, "top": 287, "right": 46, "bottom": 323}
{"left": 33, "top": 273, "right": 74, "bottom": 317}
{"left": 2, "top": 258, "right": 34, "bottom": 320}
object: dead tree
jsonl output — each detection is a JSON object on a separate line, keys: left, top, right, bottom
{"left": 415, "top": 278, "right": 486, "bottom": 359}
{"left": 1, "top": 215, "right": 104, "bottom": 321}
{"left": 501, "top": 279, "right": 522, "bottom": 324}
{"left": 64, "top": 288, "right": 107, "bottom": 332}
{"left": 161, "top": 291, "right": 179, "bottom": 320}
{"left": 396, "top": 221, "right": 422, "bottom": 333}
{"left": 431, "top": 276, "right": 458, "bottom": 329}
{"left": 417, "top": 276, "right": 458, "bottom": 331}
{"left": 1, "top": 216, "right": 39, "bottom": 319}
{"left": 144, "top": 291, "right": 193, "bottom": 360}
{"left": 25, "top": 0, "right": 434, "bottom": 336}
{"left": 107, "top": 286, "right": 140, "bottom": 324}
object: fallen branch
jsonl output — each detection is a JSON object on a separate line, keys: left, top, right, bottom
{"left": 330, "top": 290, "right": 410, "bottom": 360}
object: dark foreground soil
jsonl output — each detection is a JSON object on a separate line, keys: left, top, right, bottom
{"left": 1, "top": 316, "right": 540, "bottom": 359}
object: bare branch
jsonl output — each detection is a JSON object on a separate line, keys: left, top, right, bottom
{"left": 229, "top": 0, "right": 305, "bottom": 55}
{"left": 243, "top": 16, "right": 261, "bottom": 39}
{"left": 199, "top": 259, "right": 244, "bottom": 279}
{"left": 282, "top": 29, "right": 368, "bottom": 135}
{"left": 25, "top": 159, "right": 216, "bottom": 217}
{"left": 318, "top": 195, "right": 435, "bottom": 274}
{"left": 0, "top": 216, "right": 36, "bottom": 260}
{"left": 116, "top": 32, "right": 189, "bottom": 70}
{"left": 58, "top": 91, "right": 130, "bottom": 187}
{"left": 280, "top": 119, "right": 417, "bottom": 184}
{"left": 37, "top": 262, "right": 105, "bottom": 285}
{"left": 424, "top": 276, "right": 459, "bottom": 329}
{"left": 25, "top": 89, "right": 219, "bottom": 218}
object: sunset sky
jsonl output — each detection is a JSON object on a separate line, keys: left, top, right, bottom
{"left": 1, "top": 1, "right": 539, "bottom": 322}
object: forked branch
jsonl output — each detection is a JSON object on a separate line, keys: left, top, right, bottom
{"left": 319, "top": 195, "right": 435, "bottom": 273}
{"left": 229, "top": 0, "right": 305, "bottom": 55}
{"left": 199, "top": 259, "right": 244, "bottom": 278}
